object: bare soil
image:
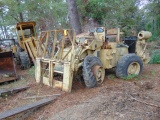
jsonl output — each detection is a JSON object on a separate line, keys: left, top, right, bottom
{"left": 0, "top": 64, "right": 160, "bottom": 120}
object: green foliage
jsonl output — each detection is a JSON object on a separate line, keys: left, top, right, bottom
{"left": 0, "top": 0, "right": 69, "bottom": 39}
{"left": 108, "top": 74, "right": 115, "bottom": 80}
{"left": 143, "top": 0, "right": 160, "bottom": 41}
{"left": 122, "top": 74, "right": 138, "bottom": 80}
{"left": 83, "top": 0, "right": 107, "bottom": 24}
{"left": 149, "top": 49, "right": 160, "bottom": 64}
{"left": 77, "top": 0, "right": 141, "bottom": 35}
{"left": 151, "top": 70, "right": 156, "bottom": 76}
{"left": 0, "top": 0, "right": 159, "bottom": 39}
{"left": 148, "top": 34, "right": 160, "bottom": 42}
{"left": 29, "top": 66, "right": 35, "bottom": 76}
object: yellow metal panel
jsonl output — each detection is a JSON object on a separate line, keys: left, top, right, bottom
{"left": 43, "top": 77, "right": 50, "bottom": 86}
{"left": 54, "top": 80, "right": 63, "bottom": 89}
{"left": 12, "top": 46, "right": 17, "bottom": 53}
{"left": 100, "top": 49, "right": 112, "bottom": 69}
{"left": 100, "top": 49, "right": 118, "bottom": 69}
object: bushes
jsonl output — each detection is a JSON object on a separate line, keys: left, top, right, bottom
{"left": 149, "top": 49, "right": 160, "bottom": 64}
{"left": 29, "top": 66, "right": 35, "bottom": 76}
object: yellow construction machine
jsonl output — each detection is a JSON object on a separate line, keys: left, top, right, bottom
{"left": 0, "top": 21, "right": 38, "bottom": 82}
{"left": 16, "top": 21, "right": 38, "bottom": 69}
{"left": 35, "top": 28, "right": 152, "bottom": 92}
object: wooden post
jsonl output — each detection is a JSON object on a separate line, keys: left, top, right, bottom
{"left": 50, "top": 61, "right": 55, "bottom": 87}
{"left": 49, "top": 61, "right": 54, "bottom": 86}
{"left": 35, "top": 58, "right": 42, "bottom": 83}
{"left": 62, "top": 62, "right": 73, "bottom": 92}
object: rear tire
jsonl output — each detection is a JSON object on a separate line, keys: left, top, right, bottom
{"left": 19, "top": 51, "right": 31, "bottom": 70}
{"left": 83, "top": 55, "right": 105, "bottom": 88}
{"left": 116, "top": 54, "right": 143, "bottom": 78}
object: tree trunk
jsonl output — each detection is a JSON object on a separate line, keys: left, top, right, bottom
{"left": 0, "top": 25, "right": 5, "bottom": 39}
{"left": 153, "top": 19, "right": 155, "bottom": 32}
{"left": 67, "top": 0, "right": 82, "bottom": 34}
{"left": 19, "top": 12, "right": 24, "bottom": 22}
{"left": 3, "top": 26, "right": 8, "bottom": 38}
{"left": 17, "top": 0, "right": 23, "bottom": 22}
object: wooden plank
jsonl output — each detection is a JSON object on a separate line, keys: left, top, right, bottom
{"left": 28, "top": 40, "right": 37, "bottom": 57}
{"left": 43, "top": 31, "right": 50, "bottom": 58}
{"left": 51, "top": 31, "right": 57, "bottom": 58}
{"left": 0, "top": 96, "right": 57, "bottom": 119}
{"left": 60, "top": 32, "right": 65, "bottom": 59}
{"left": 0, "top": 86, "right": 29, "bottom": 97}
{"left": 25, "top": 40, "right": 35, "bottom": 64}
{"left": 22, "top": 94, "right": 61, "bottom": 99}
{"left": 0, "top": 76, "right": 17, "bottom": 83}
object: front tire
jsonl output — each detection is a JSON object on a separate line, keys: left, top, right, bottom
{"left": 19, "top": 51, "right": 31, "bottom": 70}
{"left": 116, "top": 54, "right": 143, "bottom": 78}
{"left": 83, "top": 55, "right": 105, "bottom": 88}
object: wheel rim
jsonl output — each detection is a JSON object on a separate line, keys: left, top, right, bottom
{"left": 127, "top": 62, "right": 140, "bottom": 75}
{"left": 92, "top": 65, "right": 105, "bottom": 84}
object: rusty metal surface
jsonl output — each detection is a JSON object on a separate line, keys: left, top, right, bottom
{"left": 16, "top": 21, "right": 36, "bottom": 30}
{"left": 0, "top": 96, "right": 58, "bottom": 119}
{"left": 0, "top": 51, "right": 18, "bottom": 83}
{"left": 0, "top": 51, "right": 14, "bottom": 71}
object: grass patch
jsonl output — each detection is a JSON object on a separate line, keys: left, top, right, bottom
{"left": 29, "top": 66, "right": 35, "bottom": 76}
{"left": 151, "top": 70, "right": 156, "bottom": 76}
{"left": 144, "top": 75, "right": 150, "bottom": 79}
{"left": 109, "top": 74, "right": 115, "bottom": 79}
{"left": 122, "top": 74, "right": 138, "bottom": 80}
{"left": 149, "top": 49, "right": 160, "bottom": 64}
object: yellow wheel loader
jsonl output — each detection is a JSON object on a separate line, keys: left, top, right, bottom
{"left": 35, "top": 28, "right": 152, "bottom": 92}
{"left": 0, "top": 21, "right": 38, "bottom": 83}
{"left": 16, "top": 21, "right": 38, "bottom": 69}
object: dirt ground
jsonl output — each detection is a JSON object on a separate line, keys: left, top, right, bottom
{"left": 0, "top": 64, "right": 160, "bottom": 120}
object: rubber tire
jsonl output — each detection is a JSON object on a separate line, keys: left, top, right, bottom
{"left": 83, "top": 55, "right": 103, "bottom": 88}
{"left": 116, "top": 54, "right": 143, "bottom": 78}
{"left": 14, "top": 46, "right": 22, "bottom": 65}
{"left": 19, "top": 51, "right": 31, "bottom": 70}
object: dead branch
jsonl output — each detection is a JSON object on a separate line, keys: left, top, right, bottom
{"left": 154, "top": 46, "right": 160, "bottom": 49}
{"left": 128, "top": 94, "right": 160, "bottom": 108}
